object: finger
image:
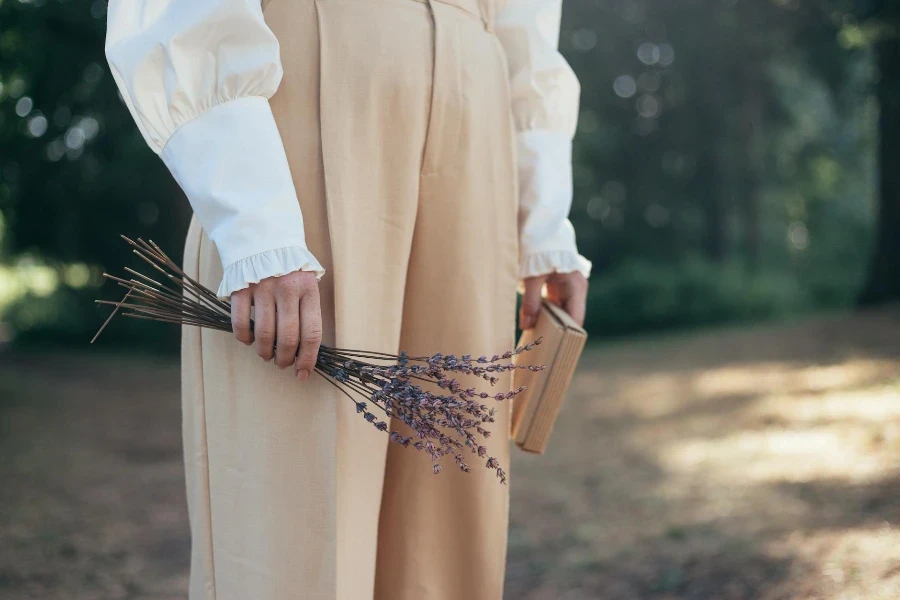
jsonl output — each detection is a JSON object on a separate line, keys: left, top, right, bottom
{"left": 295, "top": 287, "right": 322, "bottom": 381}
{"left": 563, "top": 288, "right": 587, "bottom": 327}
{"left": 230, "top": 289, "right": 253, "bottom": 345}
{"left": 518, "top": 277, "right": 545, "bottom": 330}
{"left": 544, "top": 280, "right": 563, "bottom": 308}
{"left": 254, "top": 288, "right": 276, "bottom": 362}
{"left": 274, "top": 291, "right": 300, "bottom": 369}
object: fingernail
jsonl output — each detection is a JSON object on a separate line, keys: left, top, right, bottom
{"left": 297, "top": 369, "right": 310, "bottom": 381}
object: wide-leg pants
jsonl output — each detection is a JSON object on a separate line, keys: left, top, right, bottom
{"left": 181, "top": 0, "right": 519, "bottom": 598}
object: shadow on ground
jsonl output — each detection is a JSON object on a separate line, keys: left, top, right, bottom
{"left": 507, "top": 308, "right": 900, "bottom": 599}
{"left": 1, "top": 308, "right": 899, "bottom": 599}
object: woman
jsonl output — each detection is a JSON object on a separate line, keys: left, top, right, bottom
{"left": 106, "top": 0, "right": 590, "bottom": 598}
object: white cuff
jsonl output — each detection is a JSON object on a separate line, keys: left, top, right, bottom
{"left": 161, "top": 96, "right": 324, "bottom": 292}
{"left": 218, "top": 246, "right": 325, "bottom": 299}
{"left": 519, "top": 249, "right": 592, "bottom": 280}
{"left": 516, "top": 130, "right": 591, "bottom": 282}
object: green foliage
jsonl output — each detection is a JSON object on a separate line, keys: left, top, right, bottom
{"left": 585, "top": 258, "right": 806, "bottom": 337}
{"left": 0, "top": 0, "right": 189, "bottom": 273}
{"left": 795, "top": 200, "right": 875, "bottom": 308}
{"left": 1, "top": 283, "right": 176, "bottom": 350}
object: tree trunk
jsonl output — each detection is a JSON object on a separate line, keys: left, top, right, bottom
{"left": 859, "top": 35, "right": 900, "bottom": 306}
{"left": 700, "top": 10, "right": 732, "bottom": 263}
{"left": 741, "top": 67, "right": 764, "bottom": 267}
{"left": 700, "top": 145, "right": 730, "bottom": 261}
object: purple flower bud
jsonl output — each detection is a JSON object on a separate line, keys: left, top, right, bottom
{"left": 310, "top": 342, "right": 522, "bottom": 484}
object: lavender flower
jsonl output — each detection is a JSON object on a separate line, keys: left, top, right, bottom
{"left": 314, "top": 340, "right": 544, "bottom": 483}
{"left": 94, "top": 237, "right": 546, "bottom": 484}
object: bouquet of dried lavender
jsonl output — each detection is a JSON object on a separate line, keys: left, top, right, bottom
{"left": 94, "top": 237, "right": 544, "bottom": 484}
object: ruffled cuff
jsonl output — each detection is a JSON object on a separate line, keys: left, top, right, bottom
{"left": 217, "top": 246, "right": 325, "bottom": 299}
{"left": 519, "top": 249, "right": 592, "bottom": 281}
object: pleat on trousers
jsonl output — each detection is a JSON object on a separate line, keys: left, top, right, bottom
{"left": 181, "top": 0, "right": 518, "bottom": 597}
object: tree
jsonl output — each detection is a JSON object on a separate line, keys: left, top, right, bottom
{"left": 0, "top": 0, "right": 186, "bottom": 270}
{"left": 857, "top": 4, "right": 900, "bottom": 305}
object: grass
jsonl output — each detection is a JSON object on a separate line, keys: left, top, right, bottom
{"left": 1, "top": 308, "right": 899, "bottom": 599}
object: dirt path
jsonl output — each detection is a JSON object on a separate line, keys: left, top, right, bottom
{"left": 2, "top": 309, "right": 899, "bottom": 599}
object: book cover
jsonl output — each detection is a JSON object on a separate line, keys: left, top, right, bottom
{"left": 511, "top": 301, "right": 587, "bottom": 454}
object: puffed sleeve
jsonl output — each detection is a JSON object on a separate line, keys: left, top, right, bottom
{"left": 105, "top": 0, "right": 325, "bottom": 298}
{"left": 495, "top": 0, "right": 592, "bottom": 282}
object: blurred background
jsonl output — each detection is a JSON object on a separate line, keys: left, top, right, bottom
{"left": 1, "top": 0, "right": 898, "bottom": 599}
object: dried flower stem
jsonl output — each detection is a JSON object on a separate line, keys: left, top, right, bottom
{"left": 94, "top": 237, "right": 545, "bottom": 483}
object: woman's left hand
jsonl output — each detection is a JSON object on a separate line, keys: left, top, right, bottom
{"left": 519, "top": 272, "right": 589, "bottom": 330}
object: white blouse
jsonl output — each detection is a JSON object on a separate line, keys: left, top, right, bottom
{"left": 106, "top": 0, "right": 592, "bottom": 298}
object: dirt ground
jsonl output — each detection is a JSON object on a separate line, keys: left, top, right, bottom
{"left": 1, "top": 309, "right": 899, "bottom": 599}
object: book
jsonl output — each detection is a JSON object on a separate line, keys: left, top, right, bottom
{"left": 511, "top": 300, "right": 587, "bottom": 454}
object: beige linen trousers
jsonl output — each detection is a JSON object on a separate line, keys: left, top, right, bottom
{"left": 180, "top": 0, "right": 519, "bottom": 598}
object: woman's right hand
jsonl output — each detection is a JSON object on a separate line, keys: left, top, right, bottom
{"left": 230, "top": 271, "right": 322, "bottom": 380}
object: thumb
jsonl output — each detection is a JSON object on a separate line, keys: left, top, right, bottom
{"left": 519, "top": 276, "right": 546, "bottom": 330}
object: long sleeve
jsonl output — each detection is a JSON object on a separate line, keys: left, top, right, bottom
{"left": 495, "top": 0, "right": 592, "bottom": 281}
{"left": 105, "top": 0, "right": 324, "bottom": 298}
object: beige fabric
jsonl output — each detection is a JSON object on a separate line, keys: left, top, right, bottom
{"left": 181, "top": 0, "right": 518, "bottom": 598}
